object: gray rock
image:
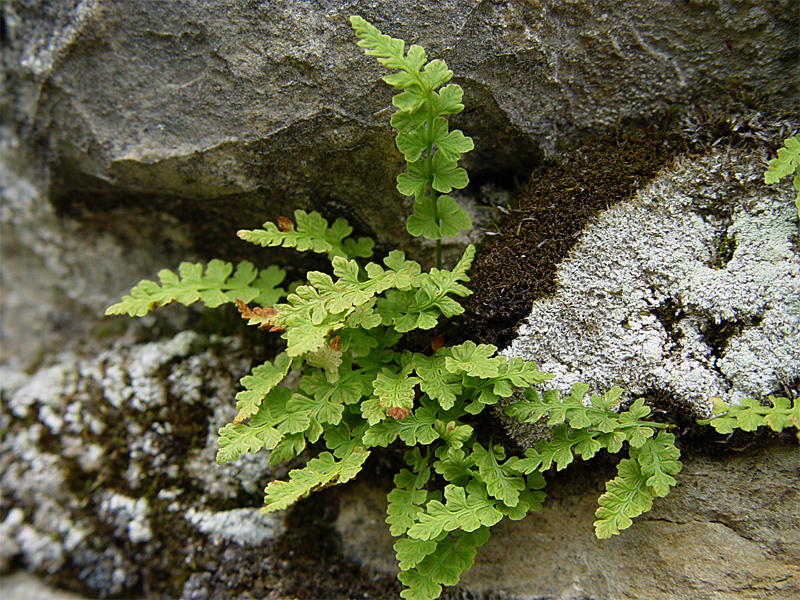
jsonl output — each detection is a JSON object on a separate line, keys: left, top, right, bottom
{"left": 336, "top": 441, "right": 800, "bottom": 599}
{"left": 501, "top": 148, "right": 799, "bottom": 448}
{"left": 2, "top": 2, "right": 799, "bottom": 597}
{"left": 2, "top": 0, "right": 797, "bottom": 365}
{"left": 0, "top": 571, "right": 88, "bottom": 600}
{"left": 0, "top": 333, "right": 288, "bottom": 597}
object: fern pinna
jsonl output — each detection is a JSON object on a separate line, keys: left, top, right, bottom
{"left": 106, "top": 17, "right": 800, "bottom": 600}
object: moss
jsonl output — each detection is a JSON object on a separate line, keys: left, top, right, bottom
{"left": 712, "top": 233, "right": 736, "bottom": 269}
{"left": 462, "top": 115, "right": 686, "bottom": 347}
{"left": 461, "top": 97, "right": 798, "bottom": 349}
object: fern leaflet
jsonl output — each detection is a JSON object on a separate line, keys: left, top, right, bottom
{"left": 238, "top": 209, "right": 374, "bottom": 261}
{"left": 106, "top": 260, "right": 286, "bottom": 317}
{"left": 261, "top": 448, "right": 370, "bottom": 514}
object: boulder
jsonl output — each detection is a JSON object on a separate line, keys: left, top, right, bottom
{"left": 336, "top": 439, "right": 800, "bottom": 600}
{"left": 2, "top": 0, "right": 798, "bottom": 364}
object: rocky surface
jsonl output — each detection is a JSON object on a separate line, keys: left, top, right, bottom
{"left": 2, "top": 0, "right": 798, "bottom": 365}
{"left": 336, "top": 438, "right": 800, "bottom": 600}
{"left": 500, "top": 147, "right": 800, "bottom": 446}
{"left": 0, "top": 332, "right": 290, "bottom": 598}
{"left": 2, "top": 2, "right": 799, "bottom": 599}
{"left": 0, "top": 571, "right": 87, "bottom": 600}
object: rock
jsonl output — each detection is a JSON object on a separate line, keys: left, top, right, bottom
{"left": 0, "top": 333, "right": 289, "bottom": 598}
{"left": 0, "top": 571, "right": 88, "bottom": 600}
{"left": 335, "top": 440, "right": 800, "bottom": 599}
{"left": 500, "top": 147, "right": 799, "bottom": 446}
{"left": 2, "top": 0, "right": 797, "bottom": 364}
{"left": 2, "top": 2, "right": 799, "bottom": 598}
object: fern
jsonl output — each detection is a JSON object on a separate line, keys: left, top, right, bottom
{"left": 351, "top": 15, "right": 473, "bottom": 270}
{"left": 106, "top": 260, "right": 286, "bottom": 317}
{"left": 508, "top": 385, "right": 680, "bottom": 538}
{"left": 238, "top": 209, "right": 374, "bottom": 261}
{"left": 105, "top": 17, "right": 798, "bottom": 600}
{"left": 261, "top": 448, "right": 371, "bottom": 513}
{"left": 593, "top": 430, "right": 681, "bottom": 538}
{"left": 698, "top": 395, "right": 800, "bottom": 441}
{"left": 765, "top": 134, "right": 800, "bottom": 219}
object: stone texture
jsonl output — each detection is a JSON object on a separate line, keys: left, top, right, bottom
{"left": 2, "top": 0, "right": 798, "bottom": 365}
{"left": 2, "top": 2, "right": 799, "bottom": 598}
{"left": 500, "top": 148, "right": 799, "bottom": 445}
{"left": 0, "top": 333, "right": 290, "bottom": 598}
{"left": 0, "top": 571, "right": 87, "bottom": 600}
{"left": 336, "top": 440, "right": 800, "bottom": 599}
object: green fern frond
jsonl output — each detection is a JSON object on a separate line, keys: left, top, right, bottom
{"left": 592, "top": 429, "right": 681, "bottom": 538}
{"left": 413, "top": 351, "right": 462, "bottom": 410}
{"left": 387, "top": 456, "right": 432, "bottom": 536}
{"left": 698, "top": 395, "right": 799, "bottom": 440}
{"left": 233, "top": 352, "right": 293, "bottom": 422}
{"left": 238, "top": 209, "right": 374, "bottom": 261}
{"left": 593, "top": 458, "right": 653, "bottom": 539}
{"left": 509, "top": 389, "right": 664, "bottom": 474}
{"left": 470, "top": 443, "right": 525, "bottom": 508}
{"left": 765, "top": 134, "right": 800, "bottom": 218}
{"left": 407, "top": 481, "right": 504, "bottom": 541}
{"left": 266, "top": 250, "right": 425, "bottom": 357}
{"left": 106, "top": 260, "right": 286, "bottom": 317}
{"left": 397, "top": 528, "right": 489, "bottom": 600}
{"left": 636, "top": 430, "right": 682, "bottom": 497}
{"left": 261, "top": 448, "right": 370, "bottom": 513}
{"left": 377, "top": 245, "right": 475, "bottom": 332}
{"left": 352, "top": 15, "right": 473, "bottom": 267}
{"left": 216, "top": 390, "right": 290, "bottom": 464}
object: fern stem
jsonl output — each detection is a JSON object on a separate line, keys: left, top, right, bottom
{"left": 420, "top": 82, "right": 442, "bottom": 270}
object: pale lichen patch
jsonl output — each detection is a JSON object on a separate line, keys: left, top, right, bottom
{"left": 502, "top": 148, "right": 799, "bottom": 428}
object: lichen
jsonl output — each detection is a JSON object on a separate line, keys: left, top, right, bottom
{"left": 184, "top": 507, "right": 284, "bottom": 546}
{"left": 0, "top": 331, "right": 287, "bottom": 597}
{"left": 502, "top": 148, "right": 799, "bottom": 425}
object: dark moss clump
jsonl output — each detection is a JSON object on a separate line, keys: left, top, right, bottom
{"left": 461, "top": 96, "right": 799, "bottom": 349}
{"left": 462, "top": 115, "right": 684, "bottom": 347}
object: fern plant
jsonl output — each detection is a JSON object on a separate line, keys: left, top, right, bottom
{"left": 698, "top": 395, "right": 800, "bottom": 442}
{"left": 106, "top": 17, "right": 800, "bottom": 600}
{"left": 765, "top": 133, "right": 800, "bottom": 218}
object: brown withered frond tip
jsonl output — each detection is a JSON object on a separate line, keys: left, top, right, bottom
{"left": 329, "top": 335, "right": 341, "bottom": 351}
{"left": 386, "top": 406, "right": 410, "bottom": 420}
{"left": 277, "top": 216, "right": 294, "bottom": 232}
{"left": 235, "top": 299, "right": 285, "bottom": 331}
{"left": 430, "top": 335, "right": 444, "bottom": 353}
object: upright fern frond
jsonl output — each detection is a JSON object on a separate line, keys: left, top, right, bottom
{"left": 352, "top": 15, "right": 473, "bottom": 269}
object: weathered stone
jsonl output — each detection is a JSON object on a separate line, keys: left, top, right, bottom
{"left": 336, "top": 440, "right": 800, "bottom": 599}
{"left": 501, "top": 147, "right": 799, "bottom": 443}
{"left": 0, "top": 333, "right": 290, "bottom": 598}
{"left": 2, "top": 2, "right": 799, "bottom": 598}
{"left": 2, "top": 0, "right": 797, "bottom": 365}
